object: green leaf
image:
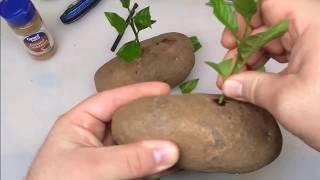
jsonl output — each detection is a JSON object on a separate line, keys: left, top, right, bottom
{"left": 189, "top": 36, "right": 202, "bottom": 52}
{"left": 233, "top": 0, "right": 257, "bottom": 24}
{"left": 179, "top": 79, "right": 199, "bottom": 94}
{"left": 120, "top": 0, "right": 130, "bottom": 8}
{"left": 104, "top": 12, "right": 126, "bottom": 34}
{"left": 206, "top": 59, "right": 233, "bottom": 79}
{"left": 239, "top": 20, "right": 289, "bottom": 63}
{"left": 116, "top": 41, "right": 142, "bottom": 63}
{"left": 134, "top": 7, "right": 153, "bottom": 31}
{"left": 210, "top": 0, "right": 238, "bottom": 35}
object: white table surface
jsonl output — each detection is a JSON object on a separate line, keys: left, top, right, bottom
{"left": 1, "top": 0, "right": 319, "bottom": 179}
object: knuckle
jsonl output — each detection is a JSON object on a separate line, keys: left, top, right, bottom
{"left": 247, "top": 75, "right": 262, "bottom": 105}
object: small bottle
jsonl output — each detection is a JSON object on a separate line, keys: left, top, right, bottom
{"left": 0, "top": 0, "right": 56, "bottom": 60}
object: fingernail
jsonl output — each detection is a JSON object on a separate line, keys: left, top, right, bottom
{"left": 149, "top": 143, "right": 179, "bottom": 172}
{"left": 223, "top": 80, "right": 243, "bottom": 98}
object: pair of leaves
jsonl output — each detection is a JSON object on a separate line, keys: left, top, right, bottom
{"left": 178, "top": 37, "right": 202, "bottom": 94}
{"left": 209, "top": 0, "right": 287, "bottom": 74}
{"left": 105, "top": 2, "right": 156, "bottom": 62}
{"left": 239, "top": 20, "right": 289, "bottom": 63}
{"left": 179, "top": 79, "right": 199, "bottom": 94}
{"left": 105, "top": 7, "right": 155, "bottom": 34}
{"left": 189, "top": 36, "right": 202, "bottom": 52}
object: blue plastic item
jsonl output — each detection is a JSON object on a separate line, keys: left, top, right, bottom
{"left": 60, "top": 0, "right": 102, "bottom": 24}
{"left": 0, "top": 0, "right": 36, "bottom": 26}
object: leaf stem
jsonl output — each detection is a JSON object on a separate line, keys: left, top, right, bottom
{"left": 233, "top": 33, "right": 241, "bottom": 45}
{"left": 218, "top": 94, "right": 225, "bottom": 105}
{"left": 227, "top": 53, "right": 241, "bottom": 78}
{"left": 220, "top": 53, "right": 241, "bottom": 105}
{"left": 243, "top": 20, "right": 250, "bottom": 40}
{"left": 130, "top": 22, "right": 140, "bottom": 44}
{"left": 111, "top": 3, "right": 139, "bottom": 52}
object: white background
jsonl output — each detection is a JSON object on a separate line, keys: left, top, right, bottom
{"left": 1, "top": 0, "right": 319, "bottom": 179}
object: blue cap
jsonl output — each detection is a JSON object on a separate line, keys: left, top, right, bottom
{"left": 0, "top": 0, "right": 36, "bottom": 26}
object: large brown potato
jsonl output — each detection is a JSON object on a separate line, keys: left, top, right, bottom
{"left": 112, "top": 94, "right": 283, "bottom": 173}
{"left": 94, "top": 32, "right": 195, "bottom": 92}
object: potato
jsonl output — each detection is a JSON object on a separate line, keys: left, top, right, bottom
{"left": 112, "top": 94, "right": 282, "bottom": 173}
{"left": 94, "top": 32, "right": 195, "bottom": 92}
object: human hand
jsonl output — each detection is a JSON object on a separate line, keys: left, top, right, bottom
{"left": 26, "top": 82, "right": 179, "bottom": 180}
{"left": 218, "top": 0, "right": 320, "bottom": 150}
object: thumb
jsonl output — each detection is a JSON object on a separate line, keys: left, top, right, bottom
{"left": 97, "top": 140, "right": 179, "bottom": 179}
{"left": 222, "top": 71, "right": 281, "bottom": 109}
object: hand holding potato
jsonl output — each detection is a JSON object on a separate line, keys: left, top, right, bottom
{"left": 26, "top": 83, "right": 179, "bottom": 180}
{"left": 219, "top": 0, "right": 320, "bottom": 151}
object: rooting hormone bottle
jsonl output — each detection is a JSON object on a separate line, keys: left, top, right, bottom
{"left": 0, "top": 0, "right": 56, "bottom": 60}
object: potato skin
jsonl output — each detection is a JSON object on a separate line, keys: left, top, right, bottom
{"left": 94, "top": 32, "right": 195, "bottom": 92}
{"left": 112, "top": 94, "right": 283, "bottom": 173}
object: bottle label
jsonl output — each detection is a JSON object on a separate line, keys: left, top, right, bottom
{"left": 24, "top": 32, "right": 50, "bottom": 53}
{"left": 19, "top": 24, "right": 54, "bottom": 56}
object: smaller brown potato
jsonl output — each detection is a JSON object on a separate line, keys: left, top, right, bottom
{"left": 94, "top": 32, "right": 195, "bottom": 92}
{"left": 112, "top": 94, "right": 283, "bottom": 173}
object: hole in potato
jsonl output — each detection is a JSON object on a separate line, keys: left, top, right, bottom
{"left": 213, "top": 98, "right": 226, "bottom": 106}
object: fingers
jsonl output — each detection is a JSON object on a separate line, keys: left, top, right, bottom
{"left": 222, "top": 19, "right": 286, "bottom": 58}
{"left": 57, "top": 82, "right": 170, "bottom": 144}
{"left": 247, "top": 55, "right": 270, "bottom": 70}
{"left": 251, "top": 4, "right": 263, "bottom": 28}
{"left": 221, "top": 13, "right": 248, "bottom": 49}
{"left": 222, "top": 71, "right": 282, "bottom": 110}
{"left": 221, "top": 28, "right": 237, "bottom": 49}
{"left": 69, "top": 82, "right": 170, "bottom": 122}
{"left": 95, "top": 140, "right": 179, "bottom": 179}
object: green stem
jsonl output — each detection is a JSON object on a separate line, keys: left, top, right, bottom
{"left": 220, "top": 53, "right": 241, "bottom": 105}
{"left": 233, "top": 33, "right": 241, "bottom": 45}
{"left": 130, "top": 22, "right": 140, "bottom": 44}
{"left": 243, "top": 20, "right": 250, "bottom": 39}
{"left": 126, "top": 7, "right": 140, "bottom": 44}
{"left": 218, "top": 94, "right": 225, "bottom": 105}
{"left": 226, "top": 53, "right": 241, "bottom": 79}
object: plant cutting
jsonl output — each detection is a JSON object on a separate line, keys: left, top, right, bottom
{"left": 206, "top": 0, "right": 288, "bottom": 104}
{"left": 110, "top": 0, "right": 286, "bottom": 174}
{"left": 95, "top": 0, "right": 201, "bottom": 92}
{"left": 105, "top": 0, "right": 156, "bottom": 63}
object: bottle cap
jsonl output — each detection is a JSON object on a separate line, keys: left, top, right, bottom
{"left": 0, "top": 0, "right": 36, "bottom": 26}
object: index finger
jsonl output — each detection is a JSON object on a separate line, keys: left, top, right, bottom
{"left": 69, "top": 82, "right": 170, "bottom": 122}
{"left": 57, "top": 82, "right": 170, "bottom": 143}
